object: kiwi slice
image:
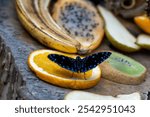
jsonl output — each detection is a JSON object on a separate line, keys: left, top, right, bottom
{"left": 137, "top": 34, "right": 150, "bottom": 50}
{"left": 100, "top": 51, "right": 147, "bottom": 85}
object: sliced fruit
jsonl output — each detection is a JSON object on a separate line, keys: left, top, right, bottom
{"left": 100, "top": 51, "right": 147, "bottom": 85}
{"left": 16, "top": 0, "right": 104, "bottom": 54}
{"left": 134, "top": 15, "right": 150, "bottom": 34}
{"left": 98, "top": 6, "right": 140, "bottom": 52}
{"left": 64, "top": 91, "right": 141, "bottom": 100}
{"left": 52, "top": 0, "right": 104, "bottom": 53}
{"left": 16, "top": 0, "right": 78, "bottom": 54}
{"left": 137, "top": 34, "right": 150, "bottom": 50}
{"left": 28, "top": 50, "right": 101, "bottom": 89}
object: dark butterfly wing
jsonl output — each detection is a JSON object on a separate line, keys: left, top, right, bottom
{"left": 48, "top": 54, "right": 77, "bottom": 72}
{"left": 80, "top": 52, "right": 112, "bottom": 72}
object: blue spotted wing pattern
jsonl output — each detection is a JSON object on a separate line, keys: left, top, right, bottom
{"left": 48, "top": 52, "right": 112, "bottom": 73}
{"left": 80, "top": 52, "right": 112, "bottom": 72}
{"left": 48, "top": 54, "right": 77, "bottom": 72}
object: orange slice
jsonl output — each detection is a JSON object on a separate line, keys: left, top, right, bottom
{"left": 134, "top": 15, "right": 150, "bottom": 34}
{"left": 28, "top": 50, "right": 101, "bottom": 89}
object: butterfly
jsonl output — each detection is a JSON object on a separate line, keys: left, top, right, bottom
{"left": 48, "top": 52, "right": 112, "bottom": 74}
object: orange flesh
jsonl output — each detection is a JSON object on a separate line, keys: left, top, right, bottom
{"left": 134, "top": 16, "right": 150, "bottom": 34}
{"left": 33, "top": 52, "right": 92, "bottom": 79}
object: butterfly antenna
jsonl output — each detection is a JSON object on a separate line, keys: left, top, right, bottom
{"left": 146, "top": 0, "right": 150, "bottom": 17}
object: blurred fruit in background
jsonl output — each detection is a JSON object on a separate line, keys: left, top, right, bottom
{"left": 104, "top": 0, "right": 146, "bottom": 18}
{"left": 134, "top": 15, "right": 150, "bottom": 34}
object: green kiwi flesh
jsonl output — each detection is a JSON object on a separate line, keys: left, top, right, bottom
{"left": 100, "top": 51, "right": 147, "bottom": 85}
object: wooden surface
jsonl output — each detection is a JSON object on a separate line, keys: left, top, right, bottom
{"left": 0, "top": 0, "right": 150, "bottom": 100}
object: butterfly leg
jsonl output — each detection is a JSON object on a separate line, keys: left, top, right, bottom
{"left": 84, "top": 72, "right": 87, "bottom": 80}
{"left": 71, "top": 72, "right": 74, "bottom": 78}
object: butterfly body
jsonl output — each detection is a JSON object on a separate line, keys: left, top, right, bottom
{"left": 73, "top": 56, "right": 82, "bottom": 73}
{"left": 48, "top": 52, "right": 112, "bottom": 73}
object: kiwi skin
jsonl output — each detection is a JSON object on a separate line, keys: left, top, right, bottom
{"left": 100, "top": 52, "right": 147, "bottom": 85}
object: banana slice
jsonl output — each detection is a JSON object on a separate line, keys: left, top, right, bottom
{"left": 16, "top": 0, "right": 79, "bottom": 53}
{"left": 16, "top": 0, "right": 104, "bottom": 54}
{"left": 34, "top": 0, "right": 78, "bottom": 44}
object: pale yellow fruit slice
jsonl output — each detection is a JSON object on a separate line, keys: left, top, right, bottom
{"left": 98, "top": 6, "right": 140, "bottom": 52}
{"left": 64, "top": 91, "right": 141, "bottom": 100}
{"left": 28, "top": 50, "right": 101, "bottom": 89}
{"left": 137, "top": 34, "right": 150, "bottom": 50}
